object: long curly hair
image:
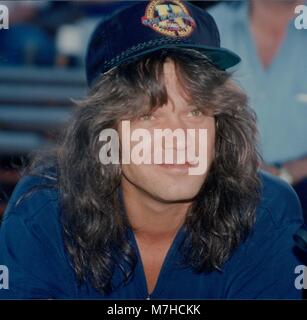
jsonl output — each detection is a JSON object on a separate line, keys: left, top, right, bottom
{"left": 28, "top": 48, "right": 261, "bottom": 295}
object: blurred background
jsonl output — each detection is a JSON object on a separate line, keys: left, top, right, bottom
{"left": 0, "top": 0, "right": 306, "bottom": 221}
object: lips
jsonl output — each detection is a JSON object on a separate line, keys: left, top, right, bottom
{"left": 158, "top": 163, "right": 193, "bottom": 167}
{"left": 157, "top": 162, "right": 197, "bottom": 173}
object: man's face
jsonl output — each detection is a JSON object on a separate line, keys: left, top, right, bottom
{"left": 119, "top": 61, "right": 216, "bottom": 203}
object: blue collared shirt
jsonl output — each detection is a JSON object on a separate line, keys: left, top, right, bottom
{"left": 209, "top": 2, "right": 307, "bottom": 164}
{"left": 0, "top": 171, "right": 304, "bottom": 299}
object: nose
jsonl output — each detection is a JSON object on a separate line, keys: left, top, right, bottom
{"left": 159, "top": 114, "right": 188, "bottom": 150}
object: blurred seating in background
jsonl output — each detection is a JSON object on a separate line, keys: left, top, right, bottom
{"left": 0, "top": 65, "right": 87, "bottom": 215}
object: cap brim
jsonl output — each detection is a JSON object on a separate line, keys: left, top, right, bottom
{"left": 108, "top": 43, "right": 241, "bottom": 73}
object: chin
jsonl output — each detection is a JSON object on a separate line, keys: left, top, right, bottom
{"left": 147, "top": 182, "right": 202, "bottom": 203}
{"left": 156, "top": 193, "right": 197, "bottom": 203}
{"left": 122, "top": 165, "right": 206, "bottom": 203}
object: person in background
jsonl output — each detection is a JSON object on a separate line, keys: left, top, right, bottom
{"left": 0, "top": 1, "right": 55, "bottom": 66}
{"left": 54, "top": 1, "right": 133, "bottom": 67}
{"left": 209, "top": 0, "right": 307, "bottom": 219}
{"left": 0, "top": 0, "right": 128, "bottom": 67}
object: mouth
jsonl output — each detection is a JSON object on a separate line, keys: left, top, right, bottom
{"left": 157, "top": 162, "right": 198, "bottom": 173}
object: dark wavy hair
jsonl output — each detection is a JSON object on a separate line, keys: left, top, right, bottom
{"left": 27, "top": 48, "right": 261, "bottom": 295}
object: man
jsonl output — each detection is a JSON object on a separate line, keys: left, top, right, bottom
{"left": 0, "top": 0, "right": 304, "bottom": 299}
{"left": 209, "top": 0, "right": 307, "bottom": 219}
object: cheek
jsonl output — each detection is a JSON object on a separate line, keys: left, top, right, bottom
{"left": 121, "top": 163, "right": 150, "bottom": 181}
{"left": 194, "top": 119, "right": 216, "bottom": 158}
{"left": 208, "top": 124, "right": 216, "bottom": 158}
{"left": 121, "top": 163, "right": 137, "bottom": 185}
{"left": 121, "top": 163, "right": 163, "bottom": 193}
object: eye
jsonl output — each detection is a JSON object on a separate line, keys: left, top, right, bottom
{"left": 139, "top": 113, "right": 155, "bottom": 121}
{"left": 188, "top": 109, "right": 203, "bottom": 117}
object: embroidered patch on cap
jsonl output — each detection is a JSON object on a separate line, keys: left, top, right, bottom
{"left": 141, "top": 0, "right": 196, "bottom": 37}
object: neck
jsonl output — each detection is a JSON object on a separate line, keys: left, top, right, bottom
{"left": 121, "top": 178, "right": 190, "bottom": 241}
{"left": 250, "top": 0, "right": 300, "bottom": 32}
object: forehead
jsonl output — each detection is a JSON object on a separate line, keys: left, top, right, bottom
{"left": 163, "top": 61, "right": 177, "bottom": 81}
{"left": 163, "top": 60, "right": 181, "bottom": 88}
{"left": 163, "top": 60, "right": 190, "bottom": 102}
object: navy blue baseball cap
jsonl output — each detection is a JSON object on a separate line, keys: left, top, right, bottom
{"left": 86, "top": 0, "right": 241, "bottom": 87}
